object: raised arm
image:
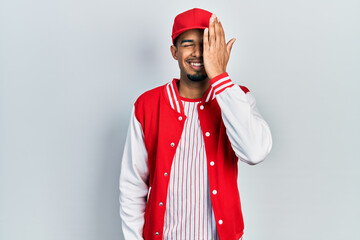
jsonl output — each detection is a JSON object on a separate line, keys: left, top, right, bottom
{"left": 203, "top": 14, "right": 272, "bottom": 164}
{"left": 210, "top": 73, "right": 272, "bottom": 164}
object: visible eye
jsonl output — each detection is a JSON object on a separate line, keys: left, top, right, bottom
{"left": 183, "top": 44, "right": 194, "bottom": 47}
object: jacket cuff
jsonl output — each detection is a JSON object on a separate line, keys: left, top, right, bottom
{"left": 209, "top": 72, "right": 235, "bottom": 95}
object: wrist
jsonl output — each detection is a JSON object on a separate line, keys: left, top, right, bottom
{"left": 209, "top": 72, "right": 235, "bottom": 95}
{"left": 208, "top": 72, "right": 225, "bottom": 80}
{"left": 209, "top": 72, "right": 229, "bottom": 84}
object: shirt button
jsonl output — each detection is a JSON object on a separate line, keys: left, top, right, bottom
{"left": 178, "top": 116, "right": 183, "bottom": 121}
{"left": 218, "top": 219, "right": 223, "bottom": 225}
{"left": 205, "top": 132, "right": 210, "bottom": 137}
{"left": 155, "top": 231, "right": 159, "bottom": 236}
{"left": 199, "top": 105, "right": 204, "bottom": 110}
{"left": 164, "top": 172, "right": 168, "bottom": 176}
{"left": 159, "top": 202, "right": 163, "bottom": 206}
{"left": 170, "top": 142, "right": 175, "bottom": 147}
{"left": 212, "top": 190, "right": 217, "bottom": 195}
{"left": 210, "top": 161, "right": 215, "bottom": 166}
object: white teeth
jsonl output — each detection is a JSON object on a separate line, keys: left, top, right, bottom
{"left": 190, "top": 62, "right": 203, "bottom": 67}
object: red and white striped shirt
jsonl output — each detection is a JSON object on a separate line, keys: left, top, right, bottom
{"left": 163, "top": 99, "right": 218, "bottom": 240}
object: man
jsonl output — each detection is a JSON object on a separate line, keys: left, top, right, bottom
{"left": 119, "top": 8, "right": 272, "bottom": 240}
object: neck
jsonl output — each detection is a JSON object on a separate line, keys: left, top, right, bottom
{"left": 177, "top": 74, "right": 210, "bottom": 99}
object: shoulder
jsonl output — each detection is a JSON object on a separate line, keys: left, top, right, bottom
{"left": 239, "top": 85, "right": 250, "bottom": 94}
{"left": 134, "top": 83, "right": 167, "bottom": 121}
{"left": 135, "top": 84, "right": 165, "bottom": 107}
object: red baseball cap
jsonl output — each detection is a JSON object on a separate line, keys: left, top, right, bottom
{"left": 171, "top": 8, "right": 213, "bottom": 45}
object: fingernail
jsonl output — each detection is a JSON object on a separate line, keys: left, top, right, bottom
{"left": 210, "top": 15, "right": 215, "bottom": 23}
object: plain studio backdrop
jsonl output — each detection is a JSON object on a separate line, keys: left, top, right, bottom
{"left": 0, "top": 0, "right": 359, "bottom": 239}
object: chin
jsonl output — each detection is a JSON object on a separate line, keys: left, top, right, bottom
{"left": 186, "top": 72, "right": 207, "bottom": 82}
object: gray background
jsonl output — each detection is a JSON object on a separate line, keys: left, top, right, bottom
{"left": 1, "top": 0, "right": 359, "bottom": 239}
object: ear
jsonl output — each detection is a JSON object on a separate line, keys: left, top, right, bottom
{"left": 170, "top": 45, "right": 178, "bottom": 60}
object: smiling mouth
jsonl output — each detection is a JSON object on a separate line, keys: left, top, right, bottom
{"left": 187, "top": 60, "right": 204, "bottom": 71}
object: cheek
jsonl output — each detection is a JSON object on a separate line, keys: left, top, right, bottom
{"left": 178, "top": 49, "right": 190, "bottom": 59}
{"left": 177, "top": 55, "right": 186, "bottom": 65}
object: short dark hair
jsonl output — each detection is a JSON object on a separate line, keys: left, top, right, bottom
{"left": 173, "top": 36, "right": 180, "bottom": 47}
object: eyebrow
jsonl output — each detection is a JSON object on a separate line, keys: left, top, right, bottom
{"left": 180, "top": 40, "right": 194, "bottom": 44}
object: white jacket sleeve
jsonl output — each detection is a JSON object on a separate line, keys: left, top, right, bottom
{"left": 210, "top": 72, "right": 272, "bottom": 165}
{"left": 119, "top": 106, "right": 149, "bottom": 239}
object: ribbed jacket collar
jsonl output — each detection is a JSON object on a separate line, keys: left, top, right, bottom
{"left": 165, "top": 78, "right": 216, "bottom": 114}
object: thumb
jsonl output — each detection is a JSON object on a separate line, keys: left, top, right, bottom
{"left": 226, "top": 38, "right": 236, "bottom": 54}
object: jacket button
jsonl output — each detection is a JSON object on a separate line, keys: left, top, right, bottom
{"left": 170, "top": 142, "right": 175, "bottom": 147}
{"left": 155, "top": 231, "right": 159, "bottom": 236}
{"left": 178, "top": 116, "right": 183, "bottom": 121}
{"left": 159, "top": 202, "right": 163, "bottom": 206}
{"left": 205, "top": 132, "right": 210, "bottom": 137}
{"left": 210, "top": 161, "right": 215, "bottom": 166}
{"left": 218, "top": 219, "right": 223, "bottom": 225}
{"left": 212, "top": 190, "right": 217, "bottom": 195}
{"left": 164, "top": 172, "right": 168, "bottom": 176}
{"left": 199, "top": 105, "right": 204, "bottom": 110}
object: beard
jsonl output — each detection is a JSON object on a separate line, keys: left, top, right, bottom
{"left": 187, "top": 71, "right": 207, "bottom": 82}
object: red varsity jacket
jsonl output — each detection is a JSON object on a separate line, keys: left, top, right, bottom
{"left": 119, "top": 72, "right": 272, "bottom": 240}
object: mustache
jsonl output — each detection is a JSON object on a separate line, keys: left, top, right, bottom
{"left": 186, "top": 58, "right": 204, "bottom": 62}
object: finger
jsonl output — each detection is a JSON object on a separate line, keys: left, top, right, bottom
{"left": 216, "top": 18, "right": 226, "bottom": 47}
{"left": 209, "top": 14, "right": 216, "bottom": 47}
{"left": 226, "top": 38, "right": 236, "bottom": 54}
{"left": 203, "top": 28, "right": 209, "bottom": 50}
{"left": 216, "top": 19, "right": 225, "bottom": 45}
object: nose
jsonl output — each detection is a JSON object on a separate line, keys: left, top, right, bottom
{"left": 192, "top": 43, "right": 203, "bottom": 57}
